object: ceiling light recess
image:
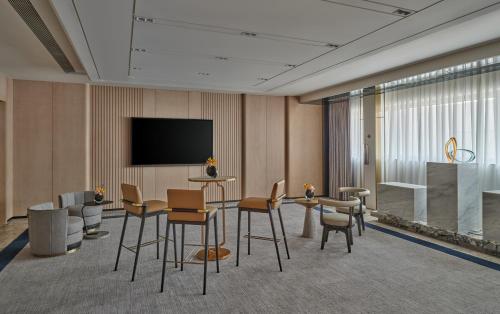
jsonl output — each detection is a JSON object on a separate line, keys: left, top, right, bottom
{"left": 392, "top": 8, "right": 413, "bottom": 16}
{"left": 135, "top": 16, "right": 154, "bottom": 23}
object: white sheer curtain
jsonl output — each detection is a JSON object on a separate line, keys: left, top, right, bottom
{"left": 350, "top": 91, "right": 363, "bottom": 187}
{"left": 382, "top": 57, "right": 500, "bottom": 192}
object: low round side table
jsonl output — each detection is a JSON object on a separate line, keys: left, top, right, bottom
{"left": 295, "top": 198, "right": 319, "bottom": 238}
{"left": 82, "top": 200, "right": 113, "bottom": 239}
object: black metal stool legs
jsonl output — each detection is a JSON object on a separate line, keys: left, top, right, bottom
{"left": 156, "top": 215, "right": 160, "bottom": 259}
{"left": 214, "top": 213, "right": 220, "bottom": 273}
{"left": 277, "top": 207, "right": 290, "bottom": 259}
{"left": 268, "top": 208, "right": 283, "bottom": 272}
{"left": 160, "top": 221, "right": 170, "bottom": 292}
{"left": 247, "top": 211, "right": 251, "bottom": 255}
{"left": 131, "top": 214, "right": 146, "bottom": 282}
{"left": 203, "top": 214, "right": 210, "bottom": 295}
{"left": 180, "top": 224, "right": 185, "bottom": 271}
{"left": 172, "top": 224, "right": 178, "bottom": 268}
{"left": 114, "top": 212, "right": 129, "bottom": 271}
{"left": 236, "top": 208, "right": 241, "bottom": 267}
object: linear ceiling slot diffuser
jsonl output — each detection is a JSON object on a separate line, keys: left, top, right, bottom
{"left": 8, "top": 0, "right": 75, "bottom": 73}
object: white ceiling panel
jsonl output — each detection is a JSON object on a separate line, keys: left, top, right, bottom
{"left": 131, "top": 51, "right": 285, "bottom": 87}
{"left": 132, "top": 21, "right": 331, "bottom": 66}
{"left": 135, "top": 0, "right": 400, "bottom": 44}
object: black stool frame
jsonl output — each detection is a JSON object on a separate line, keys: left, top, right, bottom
{"left": 161, "top": 209, "right": 219, "bottom": 295}
{"left": 236, "top": 194, "right": 290, "bottom": 272}
{"left": 114, "top": 201, "right": 177, "bottom": 282}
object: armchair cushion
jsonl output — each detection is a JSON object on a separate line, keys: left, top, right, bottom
{"left": 323, "top": 212, "right": 355, "bottom": 227}
{"left": 67, "top": 216, "right": 84, "bottom": 235}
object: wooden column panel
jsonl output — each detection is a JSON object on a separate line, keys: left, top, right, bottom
{"left": 286, "top": 96, "right": 324, "bottom": 197}
{"left": 13, "top": 80, "right": 53, "bottom": 216}
{"left": 266, "top": 96, "right": 286, "bottom": 192}
{"left": 52, "top": 83, "right": 87, "bottom": 204}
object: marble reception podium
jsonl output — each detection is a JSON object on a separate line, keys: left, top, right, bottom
{"left": 426, "top": 162, "right": 480, "bottom": 234}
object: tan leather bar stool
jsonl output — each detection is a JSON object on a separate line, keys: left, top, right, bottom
{"left": 114, "top": 184, "right": 172, "bottom": 282}
{"left": 318, "top": 197, "right": 360, "bottom": 253}
{"left": 236, "top": 179, "right": 290, "bottom": 271}
{"left": 160, "top": 189, "right": 219, "bottom": 295}
{"left": 336, "top": 187, "right": 370, "bottom": 236}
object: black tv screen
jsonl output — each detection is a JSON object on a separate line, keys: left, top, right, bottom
{"left": 131, "top": 117, "right": 213, "bottom": 165}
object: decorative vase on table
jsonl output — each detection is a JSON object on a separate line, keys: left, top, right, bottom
{"left": 206, "top": 157, "right": 218, "bottom": 178}
{"left": 95, "top": 186, "right": 105, "bottom": 204}
{"left": 304, "top": 183, "right": 315, "bottom": 200}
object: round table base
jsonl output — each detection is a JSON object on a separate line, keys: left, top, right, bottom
{"left": 195, "top": 247, "right": 231, "bottom": 261}
{"left": 84, "top": 231, "right": 110, "bottom": 240}
{"left": 301, "top": 208, "right": 316, "bottom": 238}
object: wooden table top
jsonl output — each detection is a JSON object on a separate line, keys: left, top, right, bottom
{"left": 188, "top": 176, "right": 236, "bottom": 183}
{"left": 295, "top": 198, "right": 319, "bottom": 207}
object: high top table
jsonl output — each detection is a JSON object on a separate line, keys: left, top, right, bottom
{"left": 188, "top": 176, "right": 236, "bottom": 261}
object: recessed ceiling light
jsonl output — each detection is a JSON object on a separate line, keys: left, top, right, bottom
{"left": 197, "top": 72, "right": 210, "bottom": 76}
{"left": 325, "top": 43, "right": 339, "bottom": 48}
{"left": 392, "top": 8, "right": 413, "bottom": 16}
{"left": 133, "top": 48, "right": 147, "bottom": 53}
{"left": 285, "top": 64, "right": 297, "bottom": 68}
{"left": 215, "top": 56, "right": 229, "bottom": 61}
{"left": 257, "top": 78, "right": 269, "bottom": 81}
{"left": 241, "top": 31, "right": 257, "bottom": 37}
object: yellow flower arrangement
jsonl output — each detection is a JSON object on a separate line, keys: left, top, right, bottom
{"left": 95, "top": 186, "right": 106, "bottom": 195}
{"left": 303, "top": 183, "right": 315, "bottom": 191}
{"left": 207, "top": 157, "right": 217, "bottom": 166}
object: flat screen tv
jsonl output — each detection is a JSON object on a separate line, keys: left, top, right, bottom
{"left": 131, "top": 117, "right": 213, "bottom": 165}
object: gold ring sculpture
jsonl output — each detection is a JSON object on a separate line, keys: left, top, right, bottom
{"left": 444, "top": 137, "right": 458, "bottom": 163}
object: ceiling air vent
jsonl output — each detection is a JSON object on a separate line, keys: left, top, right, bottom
{"left": 8, "top": 0, "right": 75, "bottom": 73}
{"left": 393, "top": 8, "right": 413, "bottom": 16}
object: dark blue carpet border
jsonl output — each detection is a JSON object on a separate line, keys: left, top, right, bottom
{"left": 365, "top": 222, "right": 500, "bottom": 271}
{"left": 0, "top": 229, "right": 28, "bottom": 272}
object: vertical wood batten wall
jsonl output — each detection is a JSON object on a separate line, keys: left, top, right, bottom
{"left": 201, "top": 92, "right": 242, "bottom": 201}
{"left": 91, "top": 86, "right": 144, "bottom": 208}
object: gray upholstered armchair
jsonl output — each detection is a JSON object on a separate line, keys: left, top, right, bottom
{"left": 59, "top": 191, "right": 103, "bottom": 232}
{"left": 28, "top": 202, "right": 83, "bottom": 256}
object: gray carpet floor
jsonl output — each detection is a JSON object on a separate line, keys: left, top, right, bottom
{"left": 1, "top": 203, "right": 499, "bottom": 314}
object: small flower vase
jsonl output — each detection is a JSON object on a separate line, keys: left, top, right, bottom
{"left": 206, "top": 165, "right": 218, "bottom": 178}
{"left": 305, "top": 189, "right": 315, "bottom": 200}
{"left": 95, "top": 193, "right": 104, "bottom": 204}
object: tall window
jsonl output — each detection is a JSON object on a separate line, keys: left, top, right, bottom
{"left": 350, "top": 91, "right": 363, "bottom": 187}
{"left": 381, "top": 56, "right": 500, "bottom": 192}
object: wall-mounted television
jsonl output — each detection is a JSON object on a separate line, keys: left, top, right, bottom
{"left": 131, "top": 117, "right": 213, "bottom": 165}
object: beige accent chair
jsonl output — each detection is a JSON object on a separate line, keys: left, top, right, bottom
{"left": 336, "top": 187, "right": 370, "bottom": 236}
{"left": 237, "top": 179, "right": 290, "bottom": 271}
{"left": 114, "top": 184, "right": 169, "bottom": 282}
{"left": 319, "top": 197, "right": 360, "bottom": 253}
{"left": 160, "top": 189, "right": 219, "bottom": 295}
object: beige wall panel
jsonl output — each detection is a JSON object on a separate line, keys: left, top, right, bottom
{"left": 266, "top": 96, "right": 286, "bottom": 192}
{"left": 52, "top": 83, "right": 87, "bottom": 204}
{"left": 286, "top": 97, "right": 324, "bottom": 197}
{"left": 90, "top": 86, "right": 144, "bottom": 208}
{"left": 0, "top": 74, "right": 6, "bottom": 102}
{"left": 243, "top": 95, "right": 267, "bottom": 197}
{"left": 5, "top": 79, "right": 13, "bottom": 220}
{"left": 13, "top": 80, "right": 53, "bottom": 215}
{"left": 0, "top": 100, "right": 5, "bottom": 223}
{"left": 202, "top": 92, "right": 242, "bottom": 201}
{"left": 188, "top": 91, "right": 203, "bottom": 190}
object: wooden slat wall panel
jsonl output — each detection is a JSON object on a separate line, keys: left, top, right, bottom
{"left": 91, "top": 86, "right": 144, "bottom": 208}
{"left": 201, "top": 92, "right": 242, "bottom": 201}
